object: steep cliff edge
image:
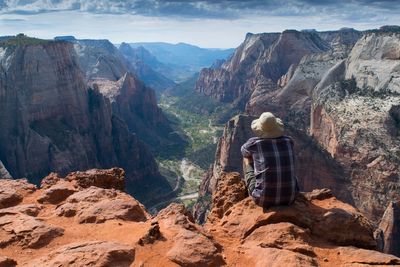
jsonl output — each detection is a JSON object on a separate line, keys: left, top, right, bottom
{"left": 92, "top": 73, "right": 187, "bottom": 157}
{"left": 1, "top": 169, "right": 399, "bottom": 266}
{"left": 0, "top": 38, "right": 171, "bottom": 202}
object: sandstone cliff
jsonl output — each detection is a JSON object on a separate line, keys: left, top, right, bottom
{"left": 195, "top": 30, "right": 330, "bottom": 104}
{"left": 0, "top": 38, "right": 171, "bottom": 203}
{"left": 1, "top": 169, "right": 399, "bottom": 266}
{"left": 72, "top": 38, "right": 129, "bottom": 81}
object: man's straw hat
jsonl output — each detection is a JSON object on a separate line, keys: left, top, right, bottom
{"left": 251, "top": 112, "right": 284, "bottom": 138}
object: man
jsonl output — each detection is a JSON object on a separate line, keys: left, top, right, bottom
{"left": 241, "top": 112, "right": 299, "bottom": 208}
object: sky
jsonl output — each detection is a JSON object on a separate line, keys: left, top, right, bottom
{"left": 0, "top": 0, "right": 399, "bottom": 48}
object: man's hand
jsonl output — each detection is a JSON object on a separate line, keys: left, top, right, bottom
{"left": 243, "top": 157, "right": 253, "bottom": 166}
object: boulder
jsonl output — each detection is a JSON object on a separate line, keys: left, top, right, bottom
{"left": 0, "top": 204, "right": 42, "bottom": 217}
{"left": 157, "top": 203, "right": 225, "bottom": 267}
{"left": 26, "top": 241, "right": 135, "bottom": 267}
{"left": 65, "top": 168, "right": 125, "bottom": 191}
{"left": 0, "top": 190, "right": 22, "bottom": 209}
{"left": 56, "top": 186, "right": 149, "bottom": 223}
{"left": 0, "top": 213, "right": 63, "bottom": 248}
{"left": 40, "top": 172, "right": 62, "bottom": 189}
{"left": 37, "top": 181, "right": 77, "bottom": 204}
{"left": 0, "top": 179, "right": 36, "bottom": 209}
{"left": 167, "top": 229, "right": 224, "bottom": 267}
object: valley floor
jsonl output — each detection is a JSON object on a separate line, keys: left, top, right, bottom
{"left": 155, "top": 93, "right": 223, "bottom": 211}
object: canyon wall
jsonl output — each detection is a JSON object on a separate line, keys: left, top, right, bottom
{"left": 0, "top": 38, "right": 171, "bottom": 203}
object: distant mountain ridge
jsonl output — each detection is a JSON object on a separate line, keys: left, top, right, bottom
{"left": 127, "top": 42, "right": 234, "bottom": 82}
{"left": 118, "top": 43, "right": 176, "bottom": 92}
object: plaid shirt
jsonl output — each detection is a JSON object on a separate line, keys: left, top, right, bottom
{"left": 241, "top": 136, "right": 298, "bottom": 207}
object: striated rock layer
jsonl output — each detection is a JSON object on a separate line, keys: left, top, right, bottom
{"left": 0, "top": 38, "right": 171, "bottom": 202}
{"left": 0, "top": 168, "right": 399, "bottom": 266}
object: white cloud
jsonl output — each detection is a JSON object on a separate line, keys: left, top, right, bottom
{"left": 0, "top": 1, "right": 399, "bottom": 47}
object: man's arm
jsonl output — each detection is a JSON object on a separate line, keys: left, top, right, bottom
{"left": 243, "top": 158, "right": 256, "bottom": 195}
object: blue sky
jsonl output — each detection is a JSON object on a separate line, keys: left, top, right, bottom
{"left": 0, "top": 0, "right": 399, "bottom": 48}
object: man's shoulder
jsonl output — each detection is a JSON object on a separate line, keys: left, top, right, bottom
{"left": 243, "top": 137, "right": 261, "bottom": 145}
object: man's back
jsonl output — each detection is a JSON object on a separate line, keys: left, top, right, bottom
{"left": 241, "top": 135, "right": 298, "bottom": 207}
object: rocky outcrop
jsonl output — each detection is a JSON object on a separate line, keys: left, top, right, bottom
{"left": 1, "top": 169, "right": 399, "bottom": 266}
{"left": 204, "top": 172, "right": 399, "bottom": 266}
{"left": 38, "top": 168, "right": 151, "bottom": 222}
{"left": 0, "top": 38, "right": 171, "bottom": 202}
{"left": 0, "top": 213, "right": 64, "bottom": 248}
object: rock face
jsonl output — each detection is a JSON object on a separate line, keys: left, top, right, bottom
{"left": 95, "top": 73, "right": 186, "bottom": 156}
{"left": 73, "top": 38, "right": 129, "bottom": 81}
{"left": 1, "top": 169, "right": 399, "bottom": 266}
{"left": 195, "top": 30, "right": 330, "bottom": 104}
{"left": 0, "top": 38, "right": 171, "bottom": 202}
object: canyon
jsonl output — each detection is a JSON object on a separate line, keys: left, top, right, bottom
{"left": 0, "top": 25, "right": 399, "bottom": 265}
